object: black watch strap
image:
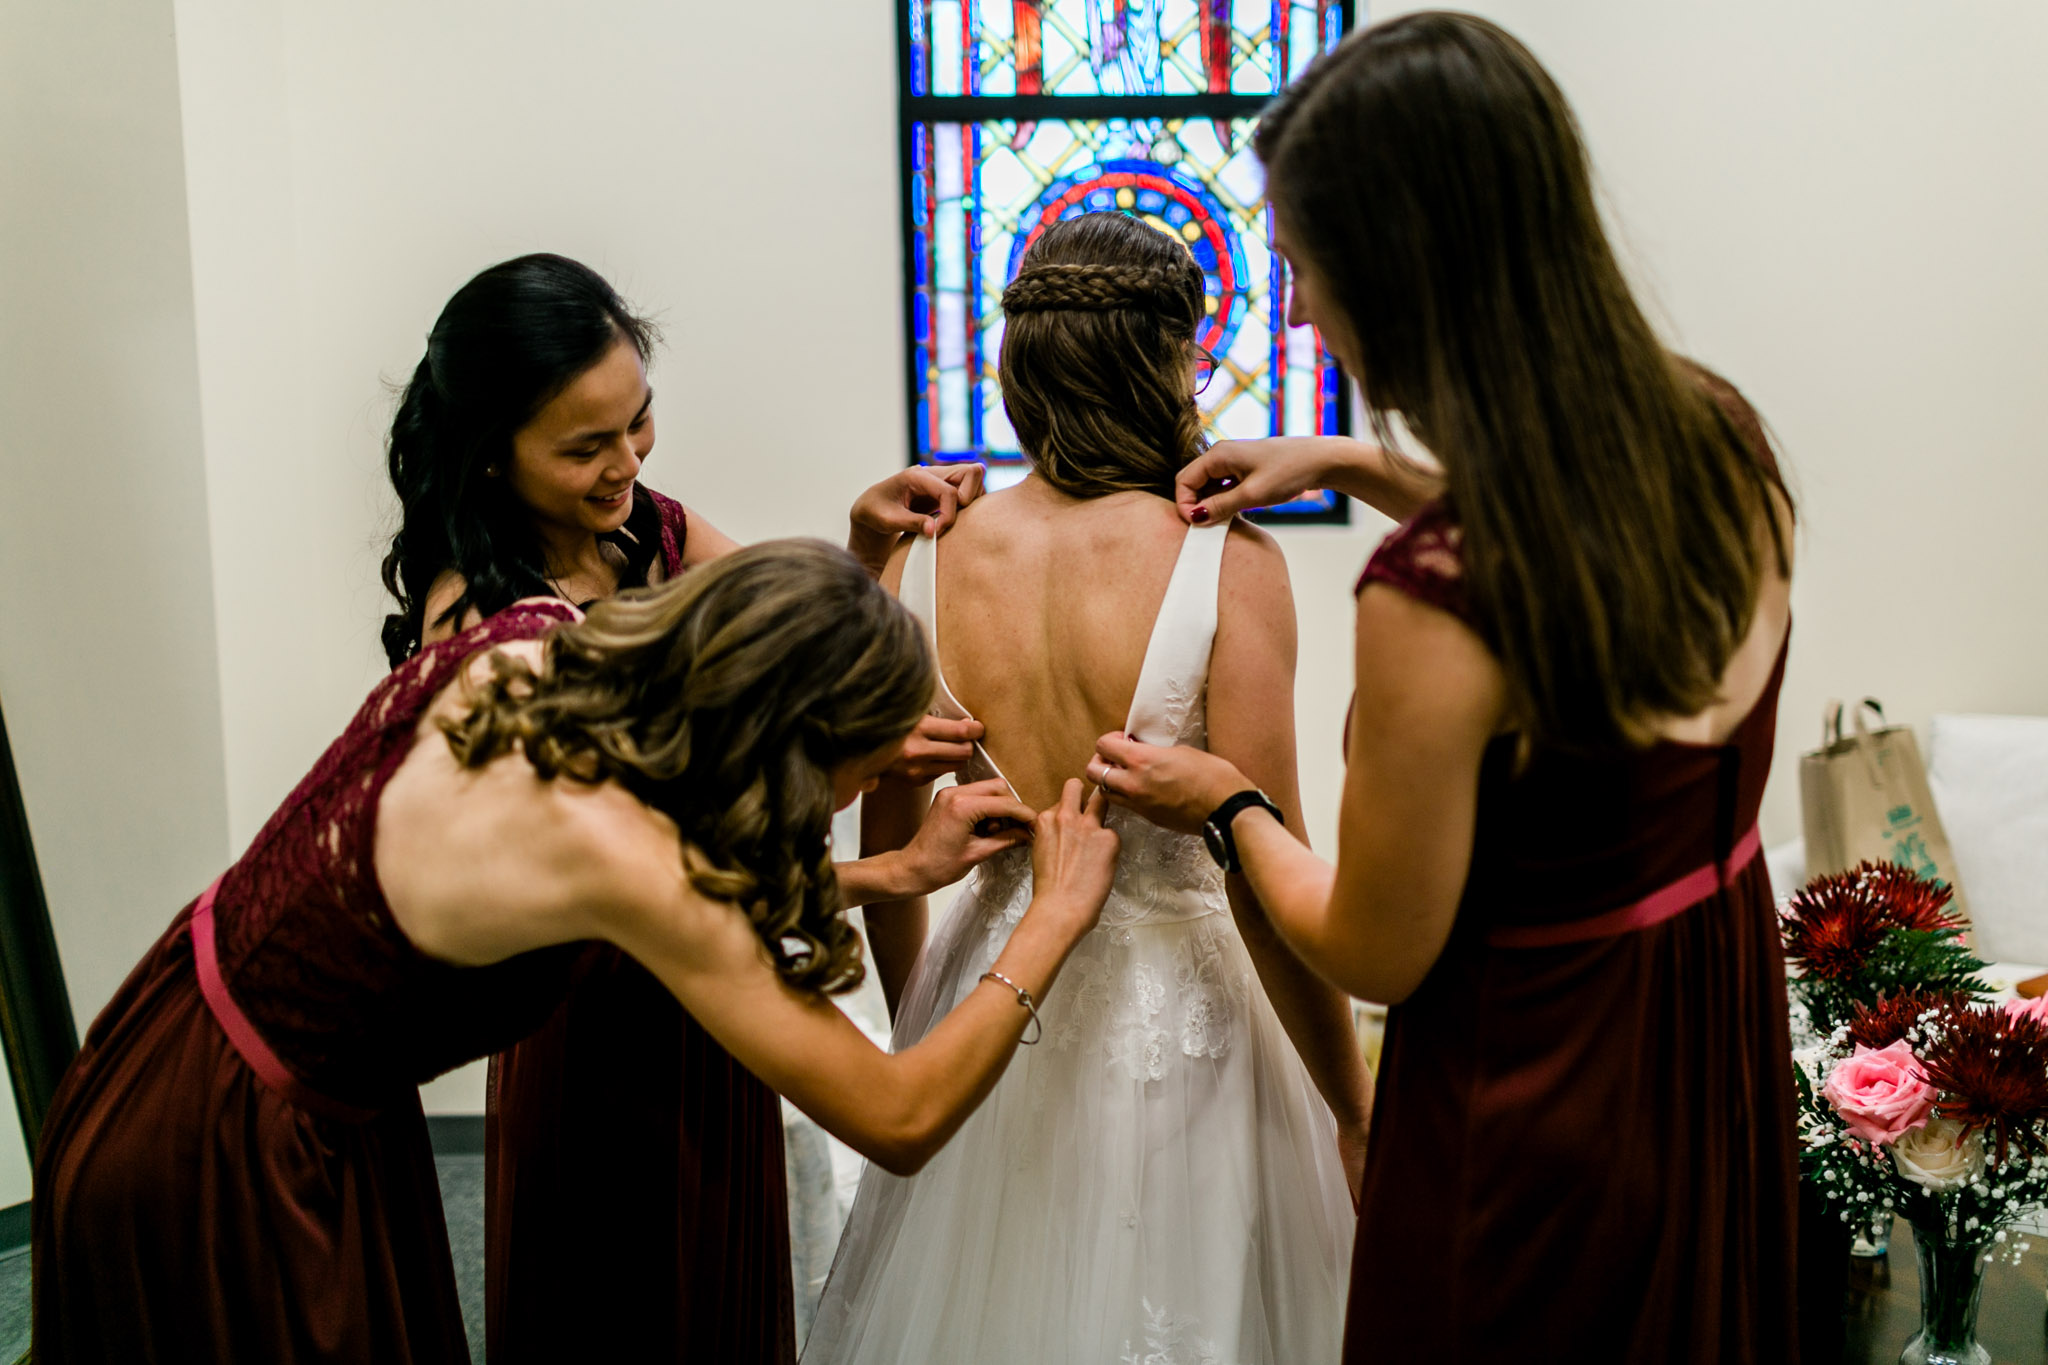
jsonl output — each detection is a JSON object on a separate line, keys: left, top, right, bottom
{"left": 1202, "top": 790, "right": 1283, "bottom": 873}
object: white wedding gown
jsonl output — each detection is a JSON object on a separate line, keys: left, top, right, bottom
{"left": 804, "top": 522, "right": 1353, "bottom": 1365}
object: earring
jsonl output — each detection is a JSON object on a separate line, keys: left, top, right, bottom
{"left": 484, "top": 464, "right": 501, "bottom": 477}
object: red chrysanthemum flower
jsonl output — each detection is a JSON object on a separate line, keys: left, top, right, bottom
{"left": 1781, "top": 863, "right": 1963, "bottom": 980}
{"left": 1919, "top": 1005, "right": 2048, "bottom": 1162}
{"left": 1852, "top": 861, "right": 1961, "bottom": 933}
{"left": 1783, "top": 879, "right": 1895, "bottom": 981}
{"left": 1846, "top": 990, "right": 1971, "bottom": 1050}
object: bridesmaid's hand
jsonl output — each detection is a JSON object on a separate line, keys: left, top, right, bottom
{"left": 1175, "top": 438, "right": 1346, "bottom": 524}
{"left": 897, "top": 778, "right": 1036, "bottom": 895}
{"left": 1089, "top": 733, "right": 1248, "bottom": 836}
{"left": 1176, "top": 436, "right": 1440, "bottom": 526}
{"left": 847, "top": 463, "right": 987, "bottom": 575}
{"left": 887, "top": 715, "right": 983, "bottom": 784}
{"left": 1025, "top": 781, "right": 1121, "bottom": 936}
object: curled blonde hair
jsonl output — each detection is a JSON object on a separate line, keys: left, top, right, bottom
{"left": 443, "top": 539, "right": 936, "bottom": 993}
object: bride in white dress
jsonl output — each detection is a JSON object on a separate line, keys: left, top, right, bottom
{"left": 804, "top": 212, "right": 1369, "bottom": 1365}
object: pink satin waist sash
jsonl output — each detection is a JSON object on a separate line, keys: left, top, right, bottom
{"left": 190, "top": 876, "right": 377, "bottom": 1123}
{"left": 1485, "top": 823, "right": 1764, "bottom": 950}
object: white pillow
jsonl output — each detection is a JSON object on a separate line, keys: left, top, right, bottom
{"left": 1765, "top": 837, "right": 1807, "bottom": 901}
{"left": 1929, "top": 715, "right": 2048, "bottom": 965}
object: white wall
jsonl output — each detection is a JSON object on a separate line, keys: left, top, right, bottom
{"left": 0, "top": 0, "right": 234, "bottom": 1206}
{"left": 1388, "top": 0, "right": 2048, "bottom": 845}
{"left": 167, "top": 0, "right": 924, "bottom": 851}
{"left": 2, "top": 0, "right": 2044, "bottom": 1144}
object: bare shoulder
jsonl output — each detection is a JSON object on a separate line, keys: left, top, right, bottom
{"left": 553, "top": 779, "right": 693, "bottom": 919}
{"left": 680, "top": 506, "right": 743, "bottom": 567}
{"left": 1220, "top": 517, "right": 1289, "bottom": 587}
{"left": 1353, "top": 583, "right": 1507, "bottom": 736}
{"left": 1206, "top": 518, "right": 1299, "bottom": 760}
{"left": 572, "top": 789, "right": 780, "bottom": 980}
{"left": 414, "top": 634, "right": 547, "bottom": 732}
{"left": 376, "top": 729, "right": 696, "bottom": 966}
{"left": 1216, "top": 518, "right": 1293, "bottom": 640}
{"left": 424, "top": 566, "right": 467, "bottom": 615}
{"left": 421, "top": 568, "right": 482, "bottom": 647}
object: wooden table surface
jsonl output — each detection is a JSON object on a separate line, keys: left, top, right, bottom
{"left": 1846, "top": 1217, "right": 2048, "bottom": 1363}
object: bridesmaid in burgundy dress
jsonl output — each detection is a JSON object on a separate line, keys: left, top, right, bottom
{"left": 1092, "top": 14, "right": 1801, "bottom": 1362}
{"left": 34, "top": 541, "right": 1121, "bottom": 1364}
{"left": 377, "top": 255, "right": 1027, "bottom": 1362}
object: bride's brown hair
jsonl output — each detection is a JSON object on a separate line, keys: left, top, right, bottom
{"left": 1260, "top": 12, "right": 1791, "bottom": 753}
{"left": 443, "top": 540, "right": 935, "bottom": 994}
{"left": 999, "top": 211, "right": 1210, "bottom": 498}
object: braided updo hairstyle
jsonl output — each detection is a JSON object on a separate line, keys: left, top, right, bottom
{"left": 998, "top": 211, "right": 1210, "bottom": 498}
{"left": 441, "top": 539, "right": 936, "bottom": 995}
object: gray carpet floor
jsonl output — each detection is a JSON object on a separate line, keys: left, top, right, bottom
{"left": 0, "top": 1246, "right": 26, "bottom": 1364}
{"left": 0, "top": 1152, "right": 489, "bottom": 1365}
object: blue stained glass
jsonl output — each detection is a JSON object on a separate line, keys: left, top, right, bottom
{"left": 906, "top": 3, "right": 1357, "bottom": 520}
{"left": 924, "top": 1, "right": 1348, "bottom": 99}
{"left": 911, "top": 116, "right": 1347, "bottom": 479}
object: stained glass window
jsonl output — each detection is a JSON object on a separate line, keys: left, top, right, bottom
{"left": 899, "top": 2, "right": 1358, "bottom": 521}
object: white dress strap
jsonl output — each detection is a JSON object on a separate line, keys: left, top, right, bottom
{"left": 901, "top": 532, "right": 1019, "bottom": 797}
{"left": 1122, "top": 519, "right": 1232, "bottom": 747}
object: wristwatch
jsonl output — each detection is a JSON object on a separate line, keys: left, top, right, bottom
{"left": 1201, "top": 790, "right": 1284, "bottom": 873}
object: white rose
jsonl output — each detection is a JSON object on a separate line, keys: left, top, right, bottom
{"left": 1890, "top": 1115, "right": 1987, "bottom": 1191}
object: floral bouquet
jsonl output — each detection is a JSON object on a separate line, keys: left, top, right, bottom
{"left": 1785, "top": 863, "right": 2048, "bottom": 1365}
{"left": 1782, "top": 861, "right": 1984, "bottom": 1040}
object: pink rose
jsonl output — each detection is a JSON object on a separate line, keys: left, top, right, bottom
{"left": 1823, "top": 1040, "right": 1937, "bottom": 1145}
{"left": 2002, "top": 995, "right": 2048, "bottom": 1027}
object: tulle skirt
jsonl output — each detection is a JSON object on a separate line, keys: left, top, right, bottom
{"left": 804, "top": 858, "right": 1353, "bottom": 1364}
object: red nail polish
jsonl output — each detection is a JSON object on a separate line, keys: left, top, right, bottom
{"left": 1190, "top": 506, "right": 1209, "bottom": 524}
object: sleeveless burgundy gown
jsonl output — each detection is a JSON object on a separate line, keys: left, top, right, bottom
{"left": 32, "top": 601, "right": 587, "bottom": 1363}
{"left": 1343, "top": 376, "right": 1801, "bottom": 1362}
{"left": 484, "top": 486, "right": 795, "bottom": 1364}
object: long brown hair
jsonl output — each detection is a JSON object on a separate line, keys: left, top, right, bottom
{"left": 999, "top": 212, "right": 1210, "bottom": 498}
{"left": 1260, "top": 12, "right": 1791, "bottom": 753}
{"left": 443, "top": 540, "right": 936, "bottom": 993}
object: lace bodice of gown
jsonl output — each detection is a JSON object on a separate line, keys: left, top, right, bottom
{"left": 204, "top": 600, "right": 589, "bottom": 1111}
{"left": 901, "top": 520, "right": 1230, "bottom": 939}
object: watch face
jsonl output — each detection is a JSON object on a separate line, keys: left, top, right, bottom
{"left": 1202, "top": 819, "right": 1230, "bottom": 870}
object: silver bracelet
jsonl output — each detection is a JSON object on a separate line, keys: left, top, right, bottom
{"left": 980, "top": 971, "right": 1043, "bottom": 1046}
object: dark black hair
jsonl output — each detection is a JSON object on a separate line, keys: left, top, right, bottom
{"left": 379, "top": 253, "right": 659, "bottom": 667}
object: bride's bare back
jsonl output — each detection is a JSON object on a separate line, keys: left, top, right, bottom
{"left": 908, "top": 477, "right": 1209, "bottom": 813}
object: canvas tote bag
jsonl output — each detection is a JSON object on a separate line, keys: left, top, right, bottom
{"left": 1799, "top": 698, "right": 1972, "bottom": 921}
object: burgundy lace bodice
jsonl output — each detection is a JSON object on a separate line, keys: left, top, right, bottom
{"left": 1356, "top": 498, "right": 1469, "bottom": 621}
{"left": 202, "top": 601, "right": 588, "bottom": 1110}
{"left": 644, "top": 485, "right": 687, "bottom": 580}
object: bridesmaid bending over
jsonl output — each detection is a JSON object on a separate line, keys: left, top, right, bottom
{"left": 34, "top": 542, "right": 1119, "bottom": 1364}
{"left": 375, "top": 254, "right": 1027, "bottom": 1361}
{"left": 1095, "top": 13, "right": 1800, "bottom": 1362}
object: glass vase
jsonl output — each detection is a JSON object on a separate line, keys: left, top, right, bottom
{"left": 1852, "top": 1210, "right": 1892, "bottom": 1258}
{"left": 1900, "top": 1223, "right": 1991, "bottom": 1365}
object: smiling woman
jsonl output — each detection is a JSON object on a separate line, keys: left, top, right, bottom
{"left": 493, "top": 342, "right": 657, "bottom": 595}
{"left": 378, "top": 253, "right": 719, "bottom": 666}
